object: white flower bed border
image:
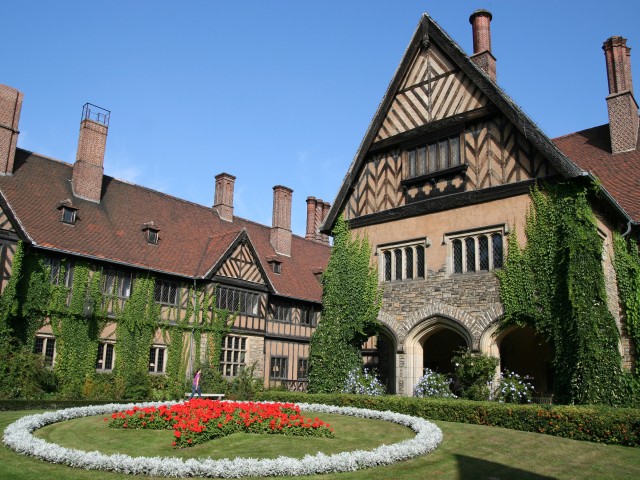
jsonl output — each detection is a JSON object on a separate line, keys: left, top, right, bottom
{"left": 3, "top": 401, "right": 442, "bottom": 478}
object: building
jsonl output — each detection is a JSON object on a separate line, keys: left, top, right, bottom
{"left": 322, "top": 10, "right": 639, "bottom": 395}
{"left": 0, "top": 92, "right": 332, "bottom": 390}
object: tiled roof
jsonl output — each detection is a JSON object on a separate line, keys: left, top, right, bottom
{"left": 0, "top": 149, "right": 330, "bottom": 303}
{"left": 553, "top": 122, "right": 640, "bottom": 222}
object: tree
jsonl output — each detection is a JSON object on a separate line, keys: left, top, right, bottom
{"left": 308, "top": 215, "right": 382, "bottom": 393}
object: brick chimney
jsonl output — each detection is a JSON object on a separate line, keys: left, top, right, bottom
{"left": 469, "top": 9, "right": 496, "bottom": 82}
{"left": 603, "top": 36, "right": 638, "bottom": 154}
{"left": 213, "top": 172, "right": 236, "bottom": 222}
{"left": 0, "top": 84, "right": 24, "bottom": 176}
{"left": 305, "top": 196, "right": 331, "bottom": 245}
{"left": 271, "top": 185, "right": 293, "bottom": 256}
{"left": 305, "top": 196, "right": 317, "bottom": 240}
{"left": 71, "top": 103, "right": 109, "bottom": 203}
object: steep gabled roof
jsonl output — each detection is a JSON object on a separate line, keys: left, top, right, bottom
{"left": 322, "top": 13, "right": 583, "bottom": 233}
{"left": 553, "top": 122, "right": 640, "bottom": 223}
{"left": 0, "top": 149, "right": 330, "bottom": 302}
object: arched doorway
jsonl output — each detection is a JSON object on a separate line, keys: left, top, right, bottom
{"left": 404, "top": 317, "right": 471, "bottom": 395}
{"left": 498, "top": 326, "right": 553, "bottom": 395}
{"left": 362, "top": 329, "right": 397, "bottom": 394}
{"left": 422, "top": 328, "right": 467, "bottom": 376}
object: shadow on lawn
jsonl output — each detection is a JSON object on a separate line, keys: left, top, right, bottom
{"left": 455, "top": 454, "right": 556, "bottom": 480}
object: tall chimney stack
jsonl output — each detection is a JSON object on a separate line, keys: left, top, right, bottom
{"left": 213, "top": 172, "right": 236, "bottom": 222}
{"left": 321, "top": 201, "right": 331, "bottom": 245}
{"left": 0, "top": 84, "right": 24, "bottom": 176}
{"left": 271, "top": 185, "right": 293, "bottom": 256}
{"left": 305, "top": 196, "right": 317, "bottom": 240}
{"left": 469, "top": 9, "right": 496, "bottom": 82}
{"left": 71, "top": 103, "right": 109, "bottom": 203}
{"left": 603, "top": 36, "right": 638, "bottom": 154}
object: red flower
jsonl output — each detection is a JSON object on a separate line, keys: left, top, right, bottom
{"left": 174, "top": 430, "right": 182, "bottom": 438}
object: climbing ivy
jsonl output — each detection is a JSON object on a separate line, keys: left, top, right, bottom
{"left": 497, "top": 183, "right": 627, "bottom": 405}
{"left": 50, "top": 263, "right": 104, "bottom": 397}
{"left": 0, "top": 240, "right": 24, "bottom": 347}
{"left": 308, "top": 215, "right": 382, "bottom": 394}
{"left": 114, "top": 274, "right": 158, "bottom": 399}
{"left": 612, "top": 232, "right": 640, "bottom": 368}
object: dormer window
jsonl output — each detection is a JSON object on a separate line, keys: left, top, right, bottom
{"left": 142, "top": 222, "right": 160, "bottom": 245}
{"left": 57, "top": 200, "right": 78, "bottom": 225}
{"left": 266, "top": 256, "right": 282, "bottom": 274}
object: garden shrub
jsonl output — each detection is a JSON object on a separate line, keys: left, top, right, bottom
{"left": 228, "top": 363, "right": 263, "bottom": 400}
{"left": 413, "top": 369, "right": 456, "bottom": 398}
{"left": 452, "top": 348, "right": 499, "bottom": 401}
{"left": 495, "top": 370, "right": 535, "bottom": 404}
{"left": 342, "top": 368, "right": 385, "bottom": 396}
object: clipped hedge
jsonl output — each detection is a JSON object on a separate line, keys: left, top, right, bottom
{"left": 0, "top": 399, "right": 128, "bottom": 412}
{"left": 256, "top": 391, "right": 640, "bottom": 447}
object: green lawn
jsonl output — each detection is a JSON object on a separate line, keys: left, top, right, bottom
{"left": 1, "top": 409, "right": 639, "bottom": 479}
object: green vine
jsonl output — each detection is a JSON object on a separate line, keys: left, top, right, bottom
{"left": 0, "top": 240, "right": 24, "bottom": 347}
{"left": 612, "top": 233, "right": 640, "bottom": 368}
{"left": 308, "top": 215, "right": 382, "bottom": 394}
{"left": 497, "top": 183, "right": 626, "bottom": 405}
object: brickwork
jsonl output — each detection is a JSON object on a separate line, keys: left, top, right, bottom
{"left": 603, "top": 36, "right": 639, "bottom": 154}
{"left": 72, "top": 119, "right": 107, "bottom": 202}
{"left": 213, "top": 172, "right": 236, "bottom": 222}
{"left": 469, "top": 9, "right": 496, "bottom": 81}
{"left": 271, "top": 185, "right": 293, "bottom": 256}
{"left": 0, "top": 85, "right": 23, "bottom": 176}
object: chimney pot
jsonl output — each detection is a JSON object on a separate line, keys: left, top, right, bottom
{"left": 213, "top": 172, "right": 236, "bottom": 222}
{"left": 603, "top": 36, "right": 638, "bottom": 154}
{"left": 271, "top": 185, "right": 293, "bottom": 256}
{"left": 0, "top": 84, "right": 24, "bottom": 176}
{"left": 469, "top": 9, "right": 496, "bottom": 81}
{"left": 71, "top": 103, "right": 109, "bottom": 203}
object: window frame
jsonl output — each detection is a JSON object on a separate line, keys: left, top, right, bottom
{"left": 60, "top": 206, "right": 77, "bottom": 225}
{"left": 34, "top": 335, "right": 56, "bottom": 367}
{"left": 101, "top": 268, "right": 132, "bottom": 316}
{"left": 446, "top": 225, "right": 506, "bottom": 274}
{"left": 215, "top": 285, "right": 260, "bottom": 316}
{"left": 148, "top": 345, "right": 167, "bottom": 374}
{"left": 377, "top": 238, "right": 429, "bottom": 283}
{"left": 269, "top": 356, "right": 288, "bottom": 380}
{"left": 154, "top": 279, "right": 181, "bottom": 306}
{"left": 406, "top": 133, "right": 464, "bottom": 180}
{"left": 220, "top": 334, "right": 247, "bottom": 377}
{"left": 297, "top": 358, "right": 309, "bottom": 380}
{"left": 95, "top": 342, "right": 115, "bottom": 371}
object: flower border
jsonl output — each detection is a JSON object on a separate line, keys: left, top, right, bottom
{"left": 3, "top": 401, "right": 443, "bottom": 477}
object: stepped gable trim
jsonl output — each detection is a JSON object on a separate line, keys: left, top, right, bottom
{"left": 347, "top": 178, "right": 546, "bottom": 230}
{"left": 321, "top": 13, "right": 584, "bottom": 234}
{"left": 0, "top": 190, "right": 31, "bottom": 243}
{"left": 203, "top": 229, "right": 274, "bottom": 292}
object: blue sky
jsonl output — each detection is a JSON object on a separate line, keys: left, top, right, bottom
{"left": 5, "top": 1, "right": 640, "bottom": 237}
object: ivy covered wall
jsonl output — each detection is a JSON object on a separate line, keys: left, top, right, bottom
{"left": 498, "top": 183, "right": 637, "bottom": 406}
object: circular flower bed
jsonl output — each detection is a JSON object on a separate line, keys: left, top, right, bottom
{"left": 3, "top": 401, "right": 443, "bottom": 477}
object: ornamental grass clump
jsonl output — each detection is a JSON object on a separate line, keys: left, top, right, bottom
{"left": 413, "top": 369, "right": 456, "bottom": 398}
{"left": 107, "top": 399, "right": 334, "bottom": 448}
{"left": 342, "top": 368, "right": 386, "bottom": 396}
{"left": 495, "top": 370, "right": 535, "bottom": 404}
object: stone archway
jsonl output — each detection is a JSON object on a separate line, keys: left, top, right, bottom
{"left": 403, "top": 316, "right": 472, "bottom": 395}
{"left": 497, "top": 325, "right": 553, "bottom": 395}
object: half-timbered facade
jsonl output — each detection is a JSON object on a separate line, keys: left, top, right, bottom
{"left": 323, "top": 10, "right": 639, "bottom": 396}
{"left": 0, "top": 91, "right": 331, "bottom": 390}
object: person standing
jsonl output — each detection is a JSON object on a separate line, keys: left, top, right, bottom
{"left": 188, "top": 368, "right": 202, "bottom": 400}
